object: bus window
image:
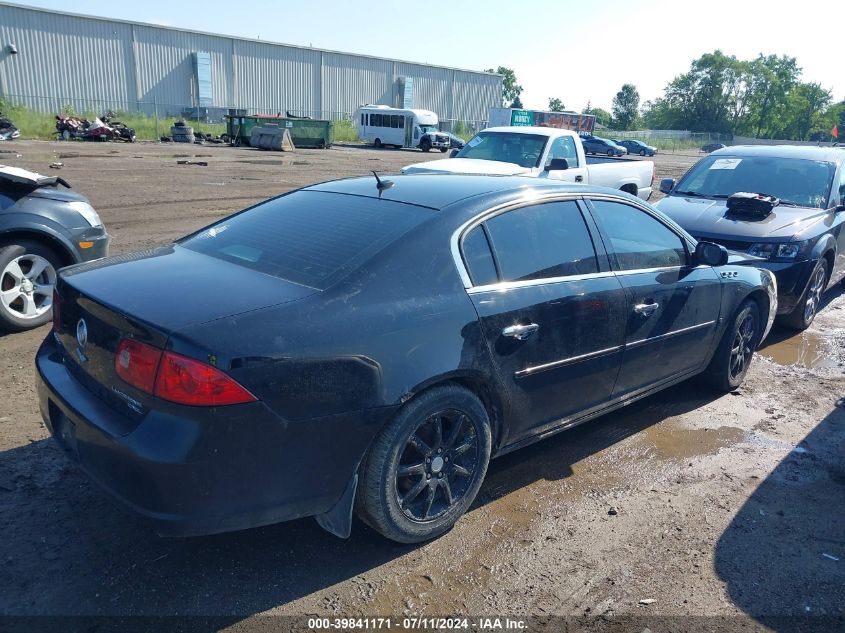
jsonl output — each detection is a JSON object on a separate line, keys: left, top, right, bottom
{"left": 391, "top": 115, "right": 399, "bottom": 128}
{"left": 360, "top": 114, "right": 364, "bottom": 126}
{"left": 373, "top": 114, "right": 381, "bottom": 127}
{"left": 398, "top": 115, "right": 404, "bottom": 128}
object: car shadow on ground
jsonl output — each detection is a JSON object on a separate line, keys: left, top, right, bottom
{"left": 0, "top": 378, "right": 722, "bottom": 623}
{"left": 714, "top": 397, "right": 845, "bottom": 629}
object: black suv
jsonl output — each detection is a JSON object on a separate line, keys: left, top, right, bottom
{"left": 656, "top": 146, "right": 845, "bottom": 329}
{"left": 0, "top": 166, "right": 109, "bottom": 331}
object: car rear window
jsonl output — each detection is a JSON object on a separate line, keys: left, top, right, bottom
{"left": 181, "top": 190, "right": 429, "bottom": 289}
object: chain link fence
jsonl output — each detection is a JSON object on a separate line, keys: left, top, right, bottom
{"left": 599, "top": 129, "right": 733, "bottom": 153}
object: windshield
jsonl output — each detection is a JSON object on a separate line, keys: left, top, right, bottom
{"left": 419, "top": 125, "right": 437, "bottom": 133}
{"left": 675, "top": 156, "right": 836, "bottom": 209}
{"left": 456, "top": 132, "right": 548, "bottom": 168}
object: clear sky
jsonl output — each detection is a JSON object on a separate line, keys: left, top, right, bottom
{"left": 13, "top": 0, "right": 843, "bottom": 112}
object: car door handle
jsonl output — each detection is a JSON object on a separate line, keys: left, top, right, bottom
{"left": 575, "top": 175, "right": 583, "bottom": 182}
{"left": 502, "top": 323, "right": 540, "bottom": 341}
{"left": 633, "top": 302, "right": 659, "bottom": 317}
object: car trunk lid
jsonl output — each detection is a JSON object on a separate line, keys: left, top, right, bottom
{"left": 53, "top": 245, "right": 317, "bottom": 429}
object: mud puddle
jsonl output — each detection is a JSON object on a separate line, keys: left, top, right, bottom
{"left": 624, "top": 423, "right": 746, "bottom": 461}
{"left": 760, "top": 330, "right": 840, "bottom": 370}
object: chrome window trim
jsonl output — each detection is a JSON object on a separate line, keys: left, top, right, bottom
{"left": 467, "top": 271, "right": 616, "bottom": 295}
{"left": 450, "top": 192, "right": 585, "bottom": 289}
{"left": 515, "top": 345, "right": 623, "bottom": 378}
{"left": 450, "top": 191, "right": 698, "bottom": 291}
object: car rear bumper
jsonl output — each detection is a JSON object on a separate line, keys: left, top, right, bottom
{"left": 36, "top": 334, "right": 394, "bottom": 536}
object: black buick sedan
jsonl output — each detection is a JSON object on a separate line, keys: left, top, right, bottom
{"left": 37, "top": 175, "right": 777, "bottom": 543}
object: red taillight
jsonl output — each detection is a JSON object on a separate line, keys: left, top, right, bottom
{"left": 115, "top": 339, "right": 162, "bottom": 393}
{"left": 52, "top": 290, "right": 61, "bottom": 330}
{"left": 154, "top": 351, "right": 257, "bottom": 406}
{"left": 114, "top": 338, "right": 255, "bottom": 406}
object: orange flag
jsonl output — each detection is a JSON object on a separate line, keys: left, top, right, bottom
{"left": 833, "top": 125, "right": 839, "bottom": 139}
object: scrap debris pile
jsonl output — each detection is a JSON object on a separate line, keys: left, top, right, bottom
{"left": 160, "top": 120, "right": 227, "bottom": 144}
{"left": 56, "top": 111, "right": 136, "bottom": 142}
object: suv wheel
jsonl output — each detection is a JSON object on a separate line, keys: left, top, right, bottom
{"left": 356, "top": 385, "right": 492, "bottom": 543}
{"left": 781, "top": 259, "right": 827, "bottom": 331}
{"left": 0, "top": 242, "right": 61, "bottom": 331}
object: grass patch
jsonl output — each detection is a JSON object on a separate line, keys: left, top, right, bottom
{"left": 331, "top": 119, "right": 359, "bottom": 143}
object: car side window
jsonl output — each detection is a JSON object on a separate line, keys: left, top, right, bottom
{"left": 483, "top": 201, "right": 598, "bottom": 282}
{"left": 547, "top": 136, "right": 579, "bottom": 167}
{"left": 0, "top": 193, "right": 13, "bottom": 210}
{"left": 461, "top": 226, "right": 498, "bottom": 286}
{"left": 589, "top": 199, "right": 687, "bottom": 271}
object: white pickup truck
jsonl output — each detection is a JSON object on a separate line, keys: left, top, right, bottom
{"left": 401, "top": 126, "right": 655, "bottom": 200}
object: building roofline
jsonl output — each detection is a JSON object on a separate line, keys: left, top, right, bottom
{"left": 0, "top": 1, "right": 502, "bottom": 78}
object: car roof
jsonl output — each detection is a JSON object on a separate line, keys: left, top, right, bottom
{"left": 710, "top": 144, "right": 845, "bottom": 162}
{"left": 481, "top": 126, "right": 576, "bottom": 137}
{"left": 305, "top": 174, "right": 623, "bottom": 211}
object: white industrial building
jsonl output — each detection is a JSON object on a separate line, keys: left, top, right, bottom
{"left": 0, "top": 2, "right": 501, "bottom": 123}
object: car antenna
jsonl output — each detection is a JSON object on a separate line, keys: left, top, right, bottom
{"left": 372, "top": 171, "right": 394, "bottom": 195}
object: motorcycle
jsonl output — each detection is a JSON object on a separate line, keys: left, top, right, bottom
{"left": 0, "top": 115, "right": 20, "bottom": 141}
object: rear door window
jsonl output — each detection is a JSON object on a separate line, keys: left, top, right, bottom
{"left": 182, "top": 191, "right": 429, "bottom": 289}
{"left": 482, "top": 200, "right": 598, "bottom": 282}
{"left": 461, "top": 226, "right": 498, "bottom": 286}
{"left": 589, "top": 199, "right": 687, "bottom": 270}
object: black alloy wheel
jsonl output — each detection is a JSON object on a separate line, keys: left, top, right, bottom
{"left": 356, "top": 385, "right": 492, "bottom": 543}
{"left": 395, "top": 409, "right": 479, "bottom": 522}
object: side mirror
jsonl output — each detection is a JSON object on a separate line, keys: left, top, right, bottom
{"left": 695, "top": 241, "right": 729, "bottom": 266}
{"left": 449, "top": 149, "right": 459, "bottom": 158}
{"left": 659, "top": 178, "right": 675, "bottom": 194}
{"left": 545, "top": 158, "right": 570, "bottom": 171}
{"left": 837, "top": 194, "right": 845, "bottom": 211}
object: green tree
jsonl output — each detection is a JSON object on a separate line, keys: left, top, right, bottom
{"left": 582, "top": 102, "right": 611, "bottom": 127}
{"left": 548, "top": 97, "right": 565, "bottom": 112}
{"left": 485, "top": 66, "right": 523, "bottom": 108}
{"left": 511, "top": 95, "right": 524, "bottom": 109}
{"left": 778, "top": 82, "right": 832, "bottom": 140}
{"left": 611, "top": 84, "right": 640, "bottom": 130}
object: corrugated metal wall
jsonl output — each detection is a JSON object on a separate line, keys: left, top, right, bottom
{"left": 0, "top": 2, "right": 501, "bottom": 121}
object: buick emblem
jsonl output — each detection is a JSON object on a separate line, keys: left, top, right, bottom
{"left": 76, "top": 318, "right": 88, "bottom": 351}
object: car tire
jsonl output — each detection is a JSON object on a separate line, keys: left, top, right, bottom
{"left": 704, "top": 299, "right": 760, "bottom": 392}
{"left": 356, "top": 384, "right": 492, "bottom": 543}
{"left": 639, "top": 149, "right": 646, "bottom": 156}
{"left": 607, "top": 149, "right": 614, "bottom": 156}
{"left": 0, "top": 241, "right": 62, "bottom": 332}
{"left": 374, "top": 138, "right": 382, "bottom": 148}
{"left": 781, "top": 259, "right": 828, "bottom": 331}
{"left": 420, "top": 138, "right": 432, "bottom": 153}
{"left": 440, "top": 148, "right": 448, "bottom": 153}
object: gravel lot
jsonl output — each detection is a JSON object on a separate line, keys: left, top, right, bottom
{"left": 0, "top": 140, "right": 843, "bottom": 630}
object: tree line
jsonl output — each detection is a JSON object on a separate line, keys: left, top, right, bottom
{"left": 489, "top": 51, "right": 844, "bottom": 141}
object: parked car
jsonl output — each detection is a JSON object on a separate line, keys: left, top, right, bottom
{"left": 614, "top": 139, "right": 657, "bottom": 156}
{"left": 1, "top": 165, "right": 109, "bottom": 331}
{"left": 701, "top": 143, "right": 727, "bottom": 153}
{"left": 444, "top": 132, "right": 465, "bottom": 149}
{"left": 581, "top": 136, "right": 626, "bottom": 157}
{"left": 38, "top": 174, "right": 776, "bottom": 543}
{"left": 402, "top": 127, "right": 655, "bottom": 200}
{"left": 656, "top": 145, "right": 845, "bottom": 330}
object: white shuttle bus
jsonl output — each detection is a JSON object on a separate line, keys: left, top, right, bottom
{"left": 356, "top": 105, "right": 450, "bottom": 152}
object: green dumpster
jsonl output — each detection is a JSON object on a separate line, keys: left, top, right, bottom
{"left": 225, "top": 114, "right": 333, "bottom": 149}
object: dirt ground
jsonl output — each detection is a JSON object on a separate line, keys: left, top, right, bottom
{"left": 0, "top": 140, "right": 843, "bottom": 631}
